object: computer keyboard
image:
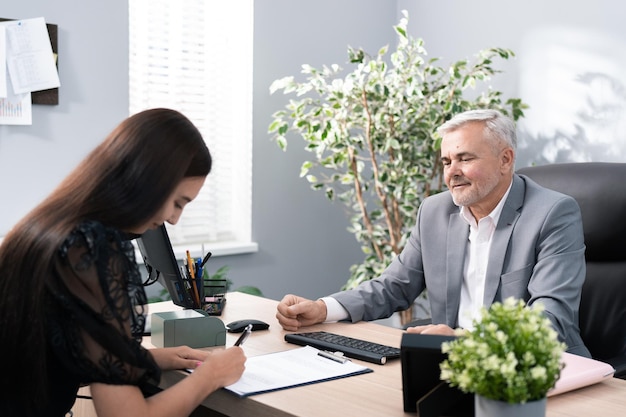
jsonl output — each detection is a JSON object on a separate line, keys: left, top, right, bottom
{"left": 284, "top": 331, "right": 401, "bottom": 365}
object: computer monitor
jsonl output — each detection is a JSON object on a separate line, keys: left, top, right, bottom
{"left": 136, "top": 225, "right": 194, "bottom": 308}
{"left": 400, "top": 333, "right": 473, "bottom": 416}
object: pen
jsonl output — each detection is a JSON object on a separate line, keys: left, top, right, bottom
{"left": 201, "top": 251, "right": 213, "bottom": 268}
{"left": 194, "top": 257, "right": 204, "bottom": 300}
{"left": 234, "top": 324, "right": 253, "bottom": 346}
{"left": 195, "top": 257, "right": 203, "bottom": 280}
{"left": 317, "top": 350, "right": 349, "bottom": 364}
{"left": 186, "top": 250, "right": 201, "bottom": 308}
{"left": 186, "top": 250, "right": 196, "bottom": 279}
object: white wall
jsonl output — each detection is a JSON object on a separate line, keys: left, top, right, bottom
{"left": 401, "top": 0, "right": 626, "bottom": 166}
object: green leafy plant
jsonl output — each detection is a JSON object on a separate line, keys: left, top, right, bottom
{"left": 268, "top": 10, "right": 527, "bottom": 290}
{"left": 203, "top": 265, "right": 233, "bottom": 294}
{"left": 148, "top": 287, "right": 172, "bottom": 303}
{"left": 147, "top": 264, "right": 263, "bottom": 303}
{"left": 203, "top": 265, "right": 263, "bottom": 297}
{"left": 440, "top": 298, "right": 566, "bottom": 403}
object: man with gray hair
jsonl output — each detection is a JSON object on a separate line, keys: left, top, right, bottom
{"left": 277, "top": 109, "right": 590, "bottom": 357}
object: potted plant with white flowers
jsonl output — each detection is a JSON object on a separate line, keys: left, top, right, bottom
{"left": 439, "top": 297, "right": 566, "bottom": 417}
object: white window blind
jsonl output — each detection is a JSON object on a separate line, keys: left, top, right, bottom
{"left": 129, "top": 0, "right": 255, "bottom": 256}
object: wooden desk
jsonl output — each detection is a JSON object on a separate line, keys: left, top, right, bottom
{"left": 144, "top": 292, "right": 626, "bottom": 417}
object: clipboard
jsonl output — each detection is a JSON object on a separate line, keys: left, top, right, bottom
{"left": 224, "top": 346, "right": 373, "bottom": 397}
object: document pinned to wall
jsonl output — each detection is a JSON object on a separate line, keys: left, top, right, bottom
{"left": 0, "top": 17, "right": 58, "bottom": 125}
{"left": 0, "top": 25, "right": 31, "bottom": 125}
{"left": 0, "top": 82, "right": 32, "bottom": 125}
{"left": 1, "top": 25, "right": 6, "bottom": 98}
{"left": 2, "top": 17, "right": 60, "bottom": 94}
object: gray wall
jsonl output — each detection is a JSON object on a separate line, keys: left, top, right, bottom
{"left": 3, "top": 1, "right": 625, "bottom": 303}
{"left": 239, "top": 1, "right": 399, "bottom": 300}
{"left": 1, "top": 2, "right": 129, "bottom": 235}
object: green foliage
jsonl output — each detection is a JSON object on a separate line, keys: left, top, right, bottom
{"left": 268, "top": 10, "right": 528, "bottom": 289}
{"left": 440, "top": 298, "right": 566, "bottom": 403}
{"left": 203, "top": 265, "right": 263, "bottom": 297}
{"left": 234, "top": 286, "right": 264, "bottom": 296}
{"left": 203, "top": 265, "right": 233, "bottom": 291}
{"left": 147, "top": 265, "right": 263, "bottom": 303}
{"left": 148, "top": 287, "right": 171, "bottom": 303}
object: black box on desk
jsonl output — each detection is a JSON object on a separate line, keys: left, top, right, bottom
{"left": 400, "top": 333, "right": 473, "bottom": 416}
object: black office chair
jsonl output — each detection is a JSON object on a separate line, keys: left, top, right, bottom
{"left": 518, "top": 162, "right": 626, "bottom": 378}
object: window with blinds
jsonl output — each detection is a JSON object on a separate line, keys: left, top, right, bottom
{"left": 129, "top": 0, "right": 255, "bottom": 256}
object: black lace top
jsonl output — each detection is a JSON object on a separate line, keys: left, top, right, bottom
{"left": 45, "top": 221, "right": 160, "bottom": 416}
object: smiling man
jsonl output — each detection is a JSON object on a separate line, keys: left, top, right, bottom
{"left": 276, "top": 109, "right": 591, "bottom": 358}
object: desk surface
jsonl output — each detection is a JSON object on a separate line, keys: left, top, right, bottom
{"left": 146, "top": 293, "right": 626, "bottom": 417}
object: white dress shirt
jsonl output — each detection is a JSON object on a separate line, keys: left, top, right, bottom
{"left": 457, "top": 182, "right": 512, "bottom": 329}
{"left": 322, "top": 295, "right": 349, "bottom": 322}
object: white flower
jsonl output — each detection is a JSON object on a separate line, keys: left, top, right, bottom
{"left": 495, "top": 330, "right": 508, "bottom": 344}
{"left": 439, "top": 297, "right": 567, "bottom": 403}
{"left": 483, "top": 354, "right": 501, "bottom": 371}
{"left": 531, "top": 366, "right": 547, "bottom": 381}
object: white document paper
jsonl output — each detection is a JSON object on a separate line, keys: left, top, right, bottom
{"left": 1, "top": 17, "right": 60, "bottom": 94}
{"left": 0, "top": 26, "right": 7, "bottom": 98}
{"left": 224, "top": 345, "right": 372, "bottom": 396}
{"left": 0, "top": 72, "right": 32, "bottom": 125}
{"left": 0, "top": 24, "right": 33, "bottom": 125}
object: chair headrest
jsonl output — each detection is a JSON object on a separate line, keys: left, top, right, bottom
{"left": 517, "top": 162, "right": 626, "bottom": 262}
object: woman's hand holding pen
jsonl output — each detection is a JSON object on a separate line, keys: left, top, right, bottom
{"left": 152, "top": 345, "right": 246, "bottom": 394}
{"left": 194, "top": 347, "right": 246, "bottom": 389}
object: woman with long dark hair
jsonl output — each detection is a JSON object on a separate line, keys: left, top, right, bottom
{"left": 0, "top": 108, "right": 246, "bottom": 417}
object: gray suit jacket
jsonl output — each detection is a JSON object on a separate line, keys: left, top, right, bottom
{"left": 331, "top": 174, "right": 591, "bottom": 356}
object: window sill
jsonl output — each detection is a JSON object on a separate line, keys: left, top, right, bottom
{"left": 133, "top": 240, "right": 258, "bottom": 265}
{"left": 172, "top": 240, "right": 259, "bottom": 258}
{"left": 0, "top": 236, "right": 258, "bottom": 265}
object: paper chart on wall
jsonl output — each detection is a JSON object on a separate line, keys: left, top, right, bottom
{"left": 0, "top": 25, "right": 6, "bottom": 98}
{"left": 0, "top": 79, "right": 32, "bottom": 125}
{"left": 0, "top": 19, "right": 37, "bottom": 125}
{"left": 0, "top": 50, "right": 32, "bottom": 125}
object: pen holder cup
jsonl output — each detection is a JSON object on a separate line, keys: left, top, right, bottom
{"left": 151, "top": 310, "right": 226, "bottom": 348}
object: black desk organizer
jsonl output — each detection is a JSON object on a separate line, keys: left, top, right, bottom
{"left": 201, "top": 278, "right": 227, "bottom": 315}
